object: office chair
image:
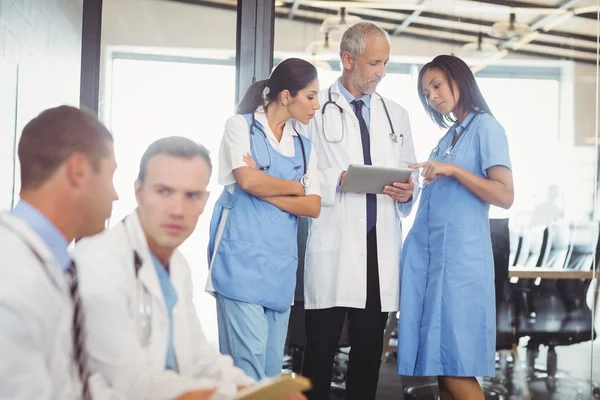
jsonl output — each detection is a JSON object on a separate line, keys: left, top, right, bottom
{"left": 544, "top": 221, "right": 571, "bottom": 269}
{"left": 283, "top": 217, "right": 309, "bottom": 374}
{"left": 515, "top": 221, "right": 600, "bottom": 398}
{"left": 511, "top": 226, "right": 550, "bottom": 322}
{"left": 492, "top": 219, "right": 514, "bottom": 351}
{"left": 508, "top": 227, "right": 522, "bottom": 267}
{"left": 284, "top": 217, "right": 350, "bottom": 393}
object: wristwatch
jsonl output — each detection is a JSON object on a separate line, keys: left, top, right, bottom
{"left": 300, "top": 175, "right": 311, "bottom": 188}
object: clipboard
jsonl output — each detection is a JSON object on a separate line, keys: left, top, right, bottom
{"left": 234, "top": 373, "right": 312, "bottom": 400}
{"left": 339, "top": 164, "right": 413, "bottom": 194}
{"left": 235, "top": 374, "right": 311, "bottom": 400}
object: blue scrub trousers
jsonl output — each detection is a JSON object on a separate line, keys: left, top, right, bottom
{"left": 216, "top": 294, "right": 291, "bottom": 380}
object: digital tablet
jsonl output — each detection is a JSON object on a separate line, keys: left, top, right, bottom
{"left": 339, "top": 164, "right": 413, "bottom": 194}
{"left": 235, "top": 374, "right": 312, "bottom": 400}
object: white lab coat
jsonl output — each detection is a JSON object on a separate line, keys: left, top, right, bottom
{"left": 301, "top": 81, "right": 421, "bottom": 312}
{"left": 72, "top": 211, "right": 254, "bottom": 400}
{"left": 0, "top": 212, "right": 113, "bottom": 400}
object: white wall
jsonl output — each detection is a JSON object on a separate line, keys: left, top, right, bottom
{"left": 1, "top": 0, "right": 83, "bottom": 209}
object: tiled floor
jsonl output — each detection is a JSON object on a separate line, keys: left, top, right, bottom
{"left": 194, "top": 291, "right": 600, "bottom": 399}
{"left": 361, "top": 343, "right": 599, "bottom": 399}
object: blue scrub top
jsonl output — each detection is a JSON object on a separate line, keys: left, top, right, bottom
{"left": 397, "top": 110, "right": 511, "bottom": 377}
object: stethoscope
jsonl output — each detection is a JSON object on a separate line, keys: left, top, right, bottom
{"left": 133, "top": 249, "right": 152, "bottom": 347}
{"left": 122, "top": 217, "right": 153, "bottom": 347}
{"left": 430, "top": 108, "right": 484, "bottom": 160}
{"left": 321, "top": 85, "right": 401, "bottom": 145}
{"left": 249, "top": 113, "right": 308, "bottom": 180}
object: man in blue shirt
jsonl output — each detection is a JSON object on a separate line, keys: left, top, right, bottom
{"left": 0, "top": 105, "right": 118, "bottom": 400}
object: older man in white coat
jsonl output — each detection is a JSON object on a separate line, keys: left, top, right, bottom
{"left": 300, "top": 22, "right": 420, "bottom": 400}
{"left": 0, "top": 105, "right": 119, "bottom": 400}
{"left": 73, "top": 137, "right": 306, "bottom": 400}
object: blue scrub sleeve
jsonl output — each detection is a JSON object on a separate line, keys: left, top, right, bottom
{"left": 478, "top": 116, "right": 512, "bottom": 177}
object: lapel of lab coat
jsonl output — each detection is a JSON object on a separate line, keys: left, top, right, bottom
{"left": 329, "top": 81, "right": 366, "bottom": 164}
{"left": 368, "top": 93, "right": 385, "bottom": 167}
{"left": 124, "top": 211, "right": 195, "bottom": 371}
{"left": 123, "top": 211, "right": 168, "bottom": 315}
{"left": 330, "top": 80, "right": 358, "bottom": 118}
{"left": 0, "top": 212, "right": 69, "bottom": 293}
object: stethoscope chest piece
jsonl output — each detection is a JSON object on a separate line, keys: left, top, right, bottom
{"left": 133, "top": 250, "right": 152, "bottom": 347}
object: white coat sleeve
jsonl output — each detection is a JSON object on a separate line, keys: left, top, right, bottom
{"left": 73, "top": 243, "right": 236, "bottom": 400}
{"left": 301, "top": 119, "right": 343, "bottom": 206}
{"left": 0, "top": 296, "right": 52, "bottom": 400}
{"left": 304, "top": 145, "right": 321, "bottom": 198}
{"left": 395, "top": 112, "right": 421, "bottom": 218}
{"left": 185, "top": 273, "right": 255, "bottom": 387}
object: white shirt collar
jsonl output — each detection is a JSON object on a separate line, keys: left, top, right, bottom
{"left": 254, "top": 107, "right": 298, "bottom": 140}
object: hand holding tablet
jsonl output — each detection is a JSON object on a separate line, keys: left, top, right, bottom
{"left": 339, "top": 164, "right": 414, "bottom": 195}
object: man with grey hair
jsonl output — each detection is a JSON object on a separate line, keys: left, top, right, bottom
{"left": 300, "top": 22, "right": 420, "bottom": 399}
{"left": 72, "top": 137, "right": 305, "bottom": 400}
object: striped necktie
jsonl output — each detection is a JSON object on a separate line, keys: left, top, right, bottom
{"left": 67, "top": 261, "right": 92, "bottom": 400}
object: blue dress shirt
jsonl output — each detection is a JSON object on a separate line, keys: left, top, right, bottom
{"left": 11, "top": 201, "right": 71, "bottom": 271}
{"left": 151, "top": 254, "right": 179, "bottom": 372}
{"left": 338, "top": 79, "right": 372, "bottom": 128}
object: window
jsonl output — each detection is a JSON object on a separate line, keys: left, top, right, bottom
{"left": 105, "top": 52, "right": 573, "bottom": 345}
{"left": 307, "top": 59, "right": 570, "bottom": 230}
{"left": 106, "top": 55, "right": 236, "bottom": 345}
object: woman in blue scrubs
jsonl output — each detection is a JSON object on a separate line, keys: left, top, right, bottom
{"left": 397, "top": 55, "right": 514, "bottom": 399}
{"left": 206, "top": 58, "right": 322, "bottom": 381}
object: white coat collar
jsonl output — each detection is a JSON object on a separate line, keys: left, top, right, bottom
{"left": 122, "top": 211, "right": 165, "bottom": 303}
{"left": 330, "top": 80, "right": 383, "bottom": 117}
{"left": 122, "top": 210, "right": 188, "bottom": 308}
{"left": 0, "top": 212, "right": 68, "bottom": 292}
{"left": 328, "top": 80, "right": 356, "bottom": 116}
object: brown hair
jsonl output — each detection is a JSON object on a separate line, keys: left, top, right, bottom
{"left": 18, "top": 105, "right": 114, "bottom": 189}
{"left": 137, "top": 136, "right": 212, "bottom": 182}
{"left": 236, "top": 58, "right": 318, "bottom": 115}
{"left": 418, "top": 55, "right": 493, "bottom": 129}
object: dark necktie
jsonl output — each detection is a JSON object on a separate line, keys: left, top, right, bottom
{"left": 351, "top": 99, "right": 376, "bottom": 233}
{"left": 67, "top": 261, "right": 92, "bottom": 400}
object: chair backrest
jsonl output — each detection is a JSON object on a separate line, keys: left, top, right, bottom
{"left": 555, "top": 221, "right": 599, "bottom": 317}
{"left": 565, "top": 221, "right": 599, "bottom": 271}
{"left": 516, "top": 225, "right": 547, "bottom": 267}
{"left": 509, "top": 228, "right": 522, "bottom": 267}
{"left": 544, "top": 221, "right": 571, "bottom": 269}
{"left": 513, "top": 229, "right": 532, "bottom": 266}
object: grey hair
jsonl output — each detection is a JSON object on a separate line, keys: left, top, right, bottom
{"left": 339, "top": 22, "right": 390, "bottom": 59}
{"left": 137, "top": 136, "right": 212, "bottom": 182}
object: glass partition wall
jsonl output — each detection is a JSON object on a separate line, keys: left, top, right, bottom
{"left": 100, "top": 0, "right": 599, "bottom": 398}
{"left": 99, "top": 0, "right": 240, "bottom": 346}
{"left": 273, "top": 1, "right": 600, "bottom": 399}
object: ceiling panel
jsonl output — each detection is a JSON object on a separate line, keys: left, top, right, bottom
{"left": 169, "top": 0, "right": 599, "bottom": 64}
